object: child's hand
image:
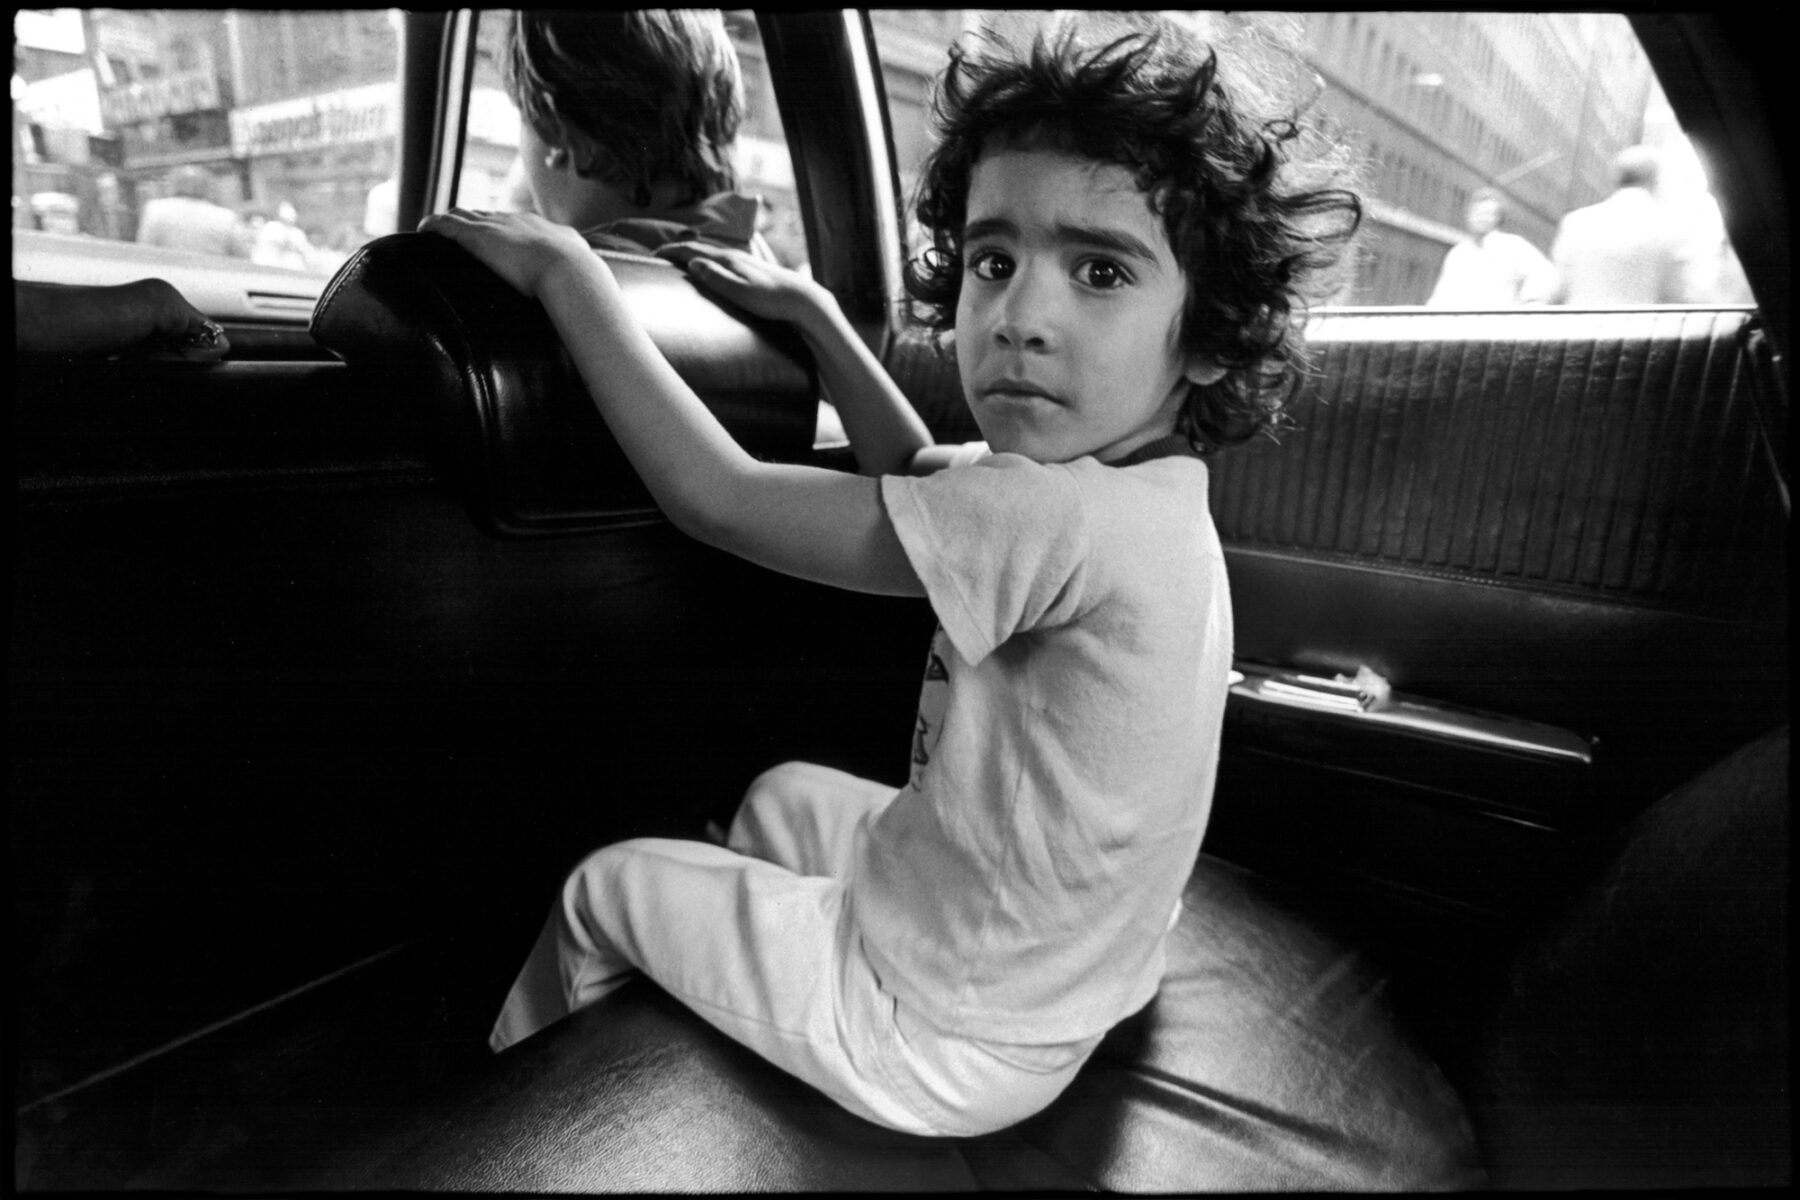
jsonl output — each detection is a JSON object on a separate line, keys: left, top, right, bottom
{"left": 418, "top": 208, "right": 596, "bottom": 299}
{"left": 660, "top": 243, "right": 831, "bottom": 325}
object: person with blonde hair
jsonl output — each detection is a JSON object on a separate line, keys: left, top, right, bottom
{"left": 503, "top": 10, "right": 767, "bottom": 258}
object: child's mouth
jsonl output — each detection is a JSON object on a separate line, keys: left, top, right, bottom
{"left": 981, "top": 381, "right": 1063, "bottom": 405}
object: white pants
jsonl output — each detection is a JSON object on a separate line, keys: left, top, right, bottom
{"left": 488, "top": 761, "right": 1100, "bottom": 1137}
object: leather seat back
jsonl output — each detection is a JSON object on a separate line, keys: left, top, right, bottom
{"left": 311, "top": 233, "right": 820, "bottom": 537}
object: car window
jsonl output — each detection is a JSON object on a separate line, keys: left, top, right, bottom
{"left": 459, "top": 9, "right": 808, "bottom": 274}
{"left": 13, "top": 8, "right": 402, "bottom": 280}
{"left": 868, "top": 9, "right": 1753, "bottom": 310}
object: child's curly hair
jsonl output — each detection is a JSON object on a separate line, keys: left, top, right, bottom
{"left": 903, "top": 16, "right": 1362, "bottom": 452}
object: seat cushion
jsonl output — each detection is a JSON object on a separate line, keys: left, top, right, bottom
{"left": 959, "top": 854, "right": 1484, "bottom": 1191}
{"left": 323, "top": 854, "right": 1483, "bottom": 1191}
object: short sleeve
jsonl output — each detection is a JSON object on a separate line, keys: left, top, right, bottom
{"left": 880, "top": 453, "right": 1090, "bottom": 664}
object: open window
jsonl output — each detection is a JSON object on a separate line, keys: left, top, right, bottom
{"left": 12, "top": 9, "right": 404, "bottom": 323}
{"left": 867, "top": 10, "right": 1755, "bottom": 312}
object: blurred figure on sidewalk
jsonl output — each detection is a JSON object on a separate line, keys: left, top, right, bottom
{"left": 1548, "top": 147, "right": 1696, "bottom": 306}
{"left": 1426, "top": 187, "right": 1555, "bottom": 308}
{"left": 364, "top": 176, "right": 399, "bottom": 238}
{"left": 252, "top": 200, "right": 316, "bottom": 271}
{"left": 137, "top": 166, "right": 250, "bottom": 259}
{"left": 1655, "top": 150, "right": 1754, "bottom": 305}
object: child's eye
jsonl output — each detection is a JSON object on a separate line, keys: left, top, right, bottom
{"left": 1075, "top": 259, "right": 1131, "bottom": 290}
{"left": 966, "top": 250, "right": 1014, "bottom": 282}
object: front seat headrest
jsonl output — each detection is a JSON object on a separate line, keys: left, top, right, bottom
{"left": 311, "top": 232, "right": 816, "bottom": 537}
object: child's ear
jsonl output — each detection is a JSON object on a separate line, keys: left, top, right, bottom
{"left": 537, "top": 113, "right": 570, "bottom": 157}
{"left": 559, "top": 124, "right": 607, "bottom": 178}
{"left": 1184, "top": 356, "right": 1229, "bottom": 387}
{"left": 538, "top": 113, "right": 603, "bottom": 177}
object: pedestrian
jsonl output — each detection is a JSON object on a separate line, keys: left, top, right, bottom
{"left": 1426, "top": 187, "right": 1554, "bottom": 308}
{"left": 136, "top": 166, "right": 249, "bottom": 259}
{"left": 1548, "top": 146, "right": 1695, "bottom": 306}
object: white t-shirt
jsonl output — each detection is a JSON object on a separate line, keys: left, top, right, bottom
{"left": 858, "top": 450, "right": 1233, "bottom": 1042}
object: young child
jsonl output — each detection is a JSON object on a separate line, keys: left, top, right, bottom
{"left": 423, "top": 13, "right": 1358, "bottom": 1138}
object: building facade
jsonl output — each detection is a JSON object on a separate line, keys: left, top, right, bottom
{"left": 1294, "top": 11, "right": 1654, "bottom": 304}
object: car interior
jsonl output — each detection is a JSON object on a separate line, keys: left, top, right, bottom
{"left": 11, "top": 9, "right": 1788, "bottom": 1191}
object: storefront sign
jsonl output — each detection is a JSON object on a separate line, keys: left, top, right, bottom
{"left": 94, "top": 19, "right": 160, "bottom": 66}
{"left": 15, "top": 8, "right": 88, "bottom": 55}
{"left": 118, "top": 109, "right": 233, "bottom": 168}
{"left": 20, "top": 68, "right": 105, "bottom": 135}
{"left": 229, "top": 82, "right": 398, "bottom": 158}
{"left": 99, "top": 69, "right": 222, "bottom": 126}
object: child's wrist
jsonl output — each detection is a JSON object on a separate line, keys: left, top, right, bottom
{"left": 538, "top": 247, "right": 613, "bottom": 300}
{"left": 793, "top": 284, "right": 851, "bottom": 341}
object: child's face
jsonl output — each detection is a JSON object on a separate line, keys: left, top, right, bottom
{"left": 954, "top": 147, "right": 1223, "bottom": 464}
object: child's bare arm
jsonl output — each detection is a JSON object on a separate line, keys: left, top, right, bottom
{"left": 906, "top": 444, "right": 983, "bottom": 475}
{"left": 422, "top": 210, "right": 924, "bottom": 597}
{"left": 661, "top": 244, "right": 937, "bottom": 477}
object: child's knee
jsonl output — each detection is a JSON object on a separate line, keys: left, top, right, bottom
{"left": 557, "top": 842, "right": 635, "bottom": 923}
{"left": 742, "top": 760, "right": 826, "bottom": 806}
{"left": 731, "top": 761, "right": 820, "bottom": 842}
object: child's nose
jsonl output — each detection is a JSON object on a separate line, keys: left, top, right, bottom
{"left": 991, "top": 268, "right": 1058, "bottom": 351}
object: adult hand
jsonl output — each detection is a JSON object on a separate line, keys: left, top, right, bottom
{"left": 418, "top": 208, "right": 595, "bottom": 299}
{"left": 15, "top": 278, "right": 230, "bottom": 361}
{"left": 659, "top": 242, "right": 832, "bottom": 325}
